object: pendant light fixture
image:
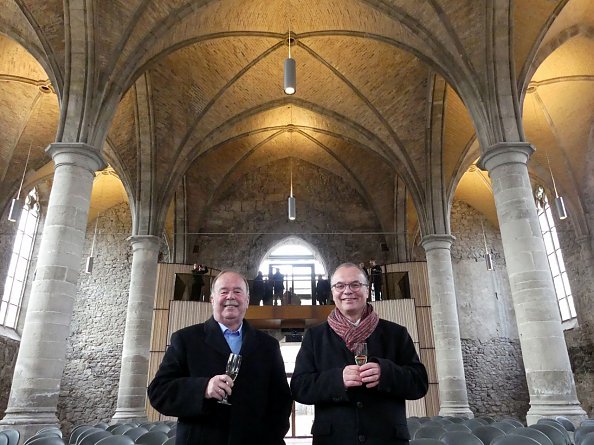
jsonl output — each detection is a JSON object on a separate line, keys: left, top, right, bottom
{"left": 288, "top": 159, "right": 296, "bottom": 221}
{"left": 284, "top": 29, "right": 296, "bottom": 95}
{"left": 481, "top": 219, "right": 494, "bottom": 271}
{"left": 86, "top": 217, "right": 99, "bottom": 273}
{"left": 8, "top": 141, "right": 32, "bottom": 222}
{"left": 546, "top": 151, "right": 567, "bottom": 220}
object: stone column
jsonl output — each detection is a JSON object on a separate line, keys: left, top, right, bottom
{"left": 0, "top": 143, "right": 105, "bottom": 435}
{"left": 575, "top": 236, "right": 594, "bottom": 339}
{"left": 481, "top": 142, "right": 586, "bottom": 424}
{"left": 112, "top": 235, "right": 161, "bottom": 422}
{"left": 421, "top": 234, "right": 473, "bottom": 418}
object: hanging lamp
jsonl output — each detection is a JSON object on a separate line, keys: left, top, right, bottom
{"left": 284, "top": 30, "right": 296, "bottom": 95}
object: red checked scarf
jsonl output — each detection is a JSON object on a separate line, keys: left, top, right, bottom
{"left": 327, "top": 303, "right": 379, "bottom": 352}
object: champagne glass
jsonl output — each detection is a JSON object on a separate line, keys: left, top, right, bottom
{"left": 218, "top": 353, "right": 242, "bottom": 405}
{"left": 353, "top": 342, "right": 368, "bottom": 366}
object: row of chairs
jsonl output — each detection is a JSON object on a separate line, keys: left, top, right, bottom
{"left": 68, "top": 422, "right": 176, "bottom": 445}
{"left": 408, "top": 416, "right": 594, "bottom": 445}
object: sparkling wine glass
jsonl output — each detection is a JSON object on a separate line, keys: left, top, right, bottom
{"left": 218, "top": 353, "right": 242, "bottom": 405}
{"left": 353, "top": 342, "right": 368, "bottom": 366}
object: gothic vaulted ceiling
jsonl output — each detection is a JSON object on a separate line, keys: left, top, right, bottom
{"left": 1, "top": 0, "right": 593, "bottom": 255}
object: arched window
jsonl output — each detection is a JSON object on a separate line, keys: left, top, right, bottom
{"left": 1, "top": 188, "right": 40, "bottom": 330}
{"left": 534, "top": 185, "right": 576, "bottom": 322}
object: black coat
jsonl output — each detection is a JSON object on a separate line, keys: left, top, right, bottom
{"left": 291, "top": 320, "right": 428, "bottom": 445}
{"left": 148, "top": 317, "right": 292, "bottom": 445}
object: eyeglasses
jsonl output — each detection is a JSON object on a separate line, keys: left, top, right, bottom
{"left": 331, "top": 281, "right": 368, "bottom": 292}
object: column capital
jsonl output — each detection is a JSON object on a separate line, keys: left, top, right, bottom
{"left": 46, "top": 142, "right": 107, "bottom": 173}
{"left": 421, "top": 234, "right": 455, "bottom": 251}
{"left": 127, "top": 235, "right": 162, "bottom": 251}
{"left": 478, "top": 142, "right": 534, "bottom": 171}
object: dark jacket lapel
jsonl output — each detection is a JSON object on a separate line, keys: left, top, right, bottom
{"left": 204, "top": 316, "right": 231, "bottom": 356}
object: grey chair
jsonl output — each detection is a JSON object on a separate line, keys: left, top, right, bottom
{"left": 445, "top": 417, "right": 467, "bottom": 424}
{"left": 25, "top": 432, "right": 62, "bottom": 445}
{"left": 444, "top": 424, "right": 471, "bottom": 432}
{"left": 95, "top": 436, "right": 135, "bottom": 445}
{"left": 134, "top": 431, "right": 168, "bottom": 445}
{"left": 440, "top": 431, "right": 484, "bottom": 445}
{"left": 37, "top": 428, "right": 63, "bottom": 438}
{"left": 110, "top": 425, "right": 134, "bottom": 436}
{"left": 0, "top": 432, "right": 8, "bottom": 445}
{"left": 147, "top": 425, "right": 169, "bottom": 434}
{"left": 165, "top": 429, "right": 176, "bottom": 439}
{"left": 106, "top": 425, "right": 122, "bottom": 433}
{"left": 493, "top": 422, "right": 519, "bottom": 433}
{"left": 555, "top": 417, "right": 575, "bottom": 432}
{"left": 530, "top": 424, "right": 570, "bottom": 445}
{"left": 471, "top": 425, "right": 507, "bottom": 445}
{"left": 94, "top": 424, "right": 109, "bottom": 430}
{"left": 78, "top": 431, "right": 112, "bottom": 445}
{"left": 123, "top": 428, "right": 149, "bottom": 442}
{"left": 465, "top": 419, "right": 489, "bottom": 430}
{"left": 503, "top": 420, "right": 525, "bottom": 428}
{"left": 581, "top": 421, "right": 594, "bottom": 428}
{"left": 422, "top": 421, "right": 449, "bottom": 429}
{"left": 510, "top": 427, "right": 554, "bottom": 445}
{"left": 575, "top": 427, "right": 594, "bottom": 445}
{"left": 0, "top": 429, "right": 19, "bottom": 445}
{"left": 24, "top": 437, "right": 65, "bottom": 445}
{"left": 491, "top": 435, "right": 541, "bottom": 445}
{"left": 480, "top": 417, "right": 496, "bottom": 424}
{"left": 408, "top": 420, "right": 422, "bottom": 437}
{"left": 74, "top": 427, "right": 105, "bottom": 445}
{"left": 410, "top": 439, "right": 444, "bottom": 445}
{"left": 69, "top": 426, "right": 93, "bottom": 445}
{"left": 580, "top": 433, "right": 594, "bottom": 445}
{"left": 415, "top": 426, "right": 447, "bottom": 440}
{"left": 162, "top": 438, "right": 175, "bottom": 445}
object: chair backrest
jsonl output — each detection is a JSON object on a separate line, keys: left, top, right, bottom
{"left": 24, "top": 436, "right": 65, "bottom": 445}
{"left": 444, "top": 424, "right": 471, "bottom": 432}
{"left": 36, "top": 428, "right": 63, "bottom": 438}
{"left": 479, "top": 417, "right": 496, "bottom": 424}
{"left": 529, "top": 424, "right": 570, "bottom": 445}
{"left": 110, "top": 426, "right": 134, "bottom": 436}
{"left": 581, "top": 421, "right": 594, "bottom": 428}
{"left": 73, "top": 428, "right": 104, "bottom": 445}
{"left": 510, "top": 427, "right": 554, "bottom": 445}
{"left": 440, "top": 431, "right": 484, "bottom": 445}
{"left": 78, "top": 431, "right": 112, "bottom": 445}
{"left": 492, "top": 422, "right": 519, "bottom": 433}
{"left": 579, "top": 432, "right": 594, "bottom": 445}
{"left": 410, "top": 439, "right": 444, "bottom": 445}
{"left": 0, "top": 429, "right": 20, "bottom": 445}
{"left": 471, "top": 425, "right": 507, "bottom": 445}
{"left": 554, "top": 417, "right": 575, "bottom": 432}
{"left": 0, "top": 432, "right": 9, "bottom": 445}
{"left": 575, "top": 426, "right": 594, "bottom": 445}
{"left": 147, "top": 425, "right": 169, "bottom": 434}
{"left": 503, "top": 419, "right": 525, "bottom": 428}
{"left": 134, "top": 431, "right": 168, "bottom": 445}
{"left": 123, "top": 428, "right": 149, "bottom": 442}
{"left": 162, "top": 438, "right": 176, "bottom": 445}
{"left": 465, "top": 419, "right": 489, "bottom": 430}
{"left": 95, "top": 435, "right": 135, "bottom": 445}
{"left": 445, "top": 417, "right": 467, "bottom": 424}
{"left": 414, "top": 426, "right": 447, "bottom": 440}
{"left": 491, "top": 435, "right": 541, "bottom": 445}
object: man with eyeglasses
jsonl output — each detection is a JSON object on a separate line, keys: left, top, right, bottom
{"left": 291, "top": 262, "right": 428, "bottom": 445}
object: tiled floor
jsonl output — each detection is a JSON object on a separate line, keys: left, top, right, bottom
{"left": 286, "top": 439, "right": 312, "bottom": 445}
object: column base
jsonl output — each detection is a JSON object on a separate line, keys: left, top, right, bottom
{"left": 0, "top": 409, "right": 60, "bottom": 442}
{"left": 111, "top": 408, "right": 148, "bottom": 424}
{"left": 526, "top": 402, "right": 586, "bottom": 426}
{"left": 439, "top": 405, "right": 474, "bottom": 418}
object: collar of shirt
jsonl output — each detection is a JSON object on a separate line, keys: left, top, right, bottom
{"left": 217, "top": 321, "right": 243, "bottom": 354}
{"left": 347, "top": 318, "right": 361, "bottom": 327}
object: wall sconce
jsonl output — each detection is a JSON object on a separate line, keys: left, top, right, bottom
{"left": 284, "top": 31, "right": 296, "bottom": 95}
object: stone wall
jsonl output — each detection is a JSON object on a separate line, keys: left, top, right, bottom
{"left": 57, "top": 202, "right": 133, "bottom": 432}
{"left": 450, "top": 200, "right": 530, "bottom": 419}
{"left": 194, "top": 159, "right": 387, "bottom": 275}
{"left": 0, "top": 334, "right": 18, "bottom": 418}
